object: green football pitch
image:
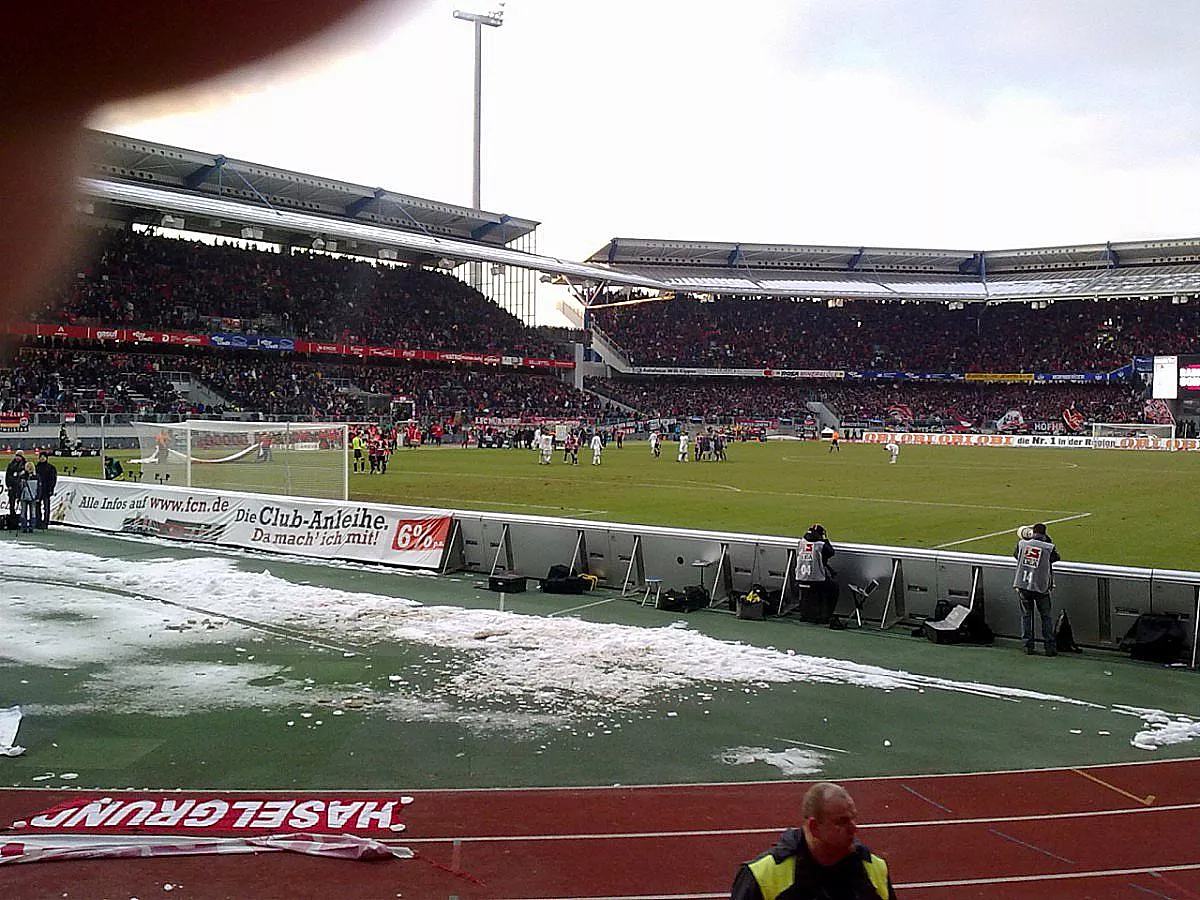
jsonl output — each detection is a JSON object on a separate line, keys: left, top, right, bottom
{"left": 96, "top": 438, "right": 1200, "bottom": 571}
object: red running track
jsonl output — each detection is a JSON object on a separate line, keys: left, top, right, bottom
{"left": 2, "top": 758, "right": 1199, "bottom": 899}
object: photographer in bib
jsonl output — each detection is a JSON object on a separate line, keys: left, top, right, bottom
{"left": 1013, "top": 523, "right": 1061, "bottom": 656}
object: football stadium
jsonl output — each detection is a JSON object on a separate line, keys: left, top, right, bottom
{"left": 5, "top": 10, "right": 1200, "bottom": 900}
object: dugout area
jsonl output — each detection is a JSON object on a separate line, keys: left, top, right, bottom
{"left": 2, "top": 527, "right": 1199, "bottom": 795}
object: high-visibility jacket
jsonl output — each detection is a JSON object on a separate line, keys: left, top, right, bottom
{"left": 732, "top": 831, "right": 893, "bottom": 900}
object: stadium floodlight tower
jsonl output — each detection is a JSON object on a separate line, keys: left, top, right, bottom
{"left": 453, "top": 5, "right": 503, "bottom": 291}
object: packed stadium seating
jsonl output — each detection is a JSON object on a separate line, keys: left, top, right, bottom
{"left": 42, "top": 227, "right": 569, "bottom": 359}
{"left": 587, "top": 376, "right": 1144, "bottom": 426}
{"left": 1, "top": 346, "right": 608, "bottom": 423}
{"left": 1, "top": 227, "right": 1161, "bottom": 429}
{"left": 591, "top": 293, "right": 1200, "bottom": 372}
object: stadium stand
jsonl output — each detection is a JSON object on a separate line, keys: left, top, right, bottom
{"left": 590, "top": 294, "right": 1200, "bottom": 372}
{"left": 41, "top": 227, "right": 567, "bottom": 359}
{"left": 587, "top": 376, "right": 1143, "bottom": 426}
{"left": 2, "top": 346, "right": 607, "bottom": 424}
{"left": 0, "top": 222, "right": 1167, "bottom": 434}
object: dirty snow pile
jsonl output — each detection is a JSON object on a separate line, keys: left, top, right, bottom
{"left": 1, "top": 543, "right": 1197, "bottom": 756}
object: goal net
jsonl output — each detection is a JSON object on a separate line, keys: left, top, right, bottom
{"left": 132, "top": 421, "right": 349, "bottom": 500}
{"left": 1091, "top": 422, "right": 1175, "bottom": 441}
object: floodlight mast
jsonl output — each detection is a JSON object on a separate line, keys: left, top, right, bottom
{"left": 452, "top": 9, "right": 503, "bottom": 213}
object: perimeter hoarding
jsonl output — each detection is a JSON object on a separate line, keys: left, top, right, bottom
{"left": 51, "top": 478, "right": 451, "bottom": 569}
{"left": 862, "top": 431, "right": 1200, "bottom": 451}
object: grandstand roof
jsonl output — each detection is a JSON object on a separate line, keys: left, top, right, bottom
{"left": 585, "top": 237, "right": 1200, "bottom": 304}
{"left": 77, "top": 131, "right": 668, "bottom": 291}
{"left": 86, "top": 130, "right": 539, "bottom": 246}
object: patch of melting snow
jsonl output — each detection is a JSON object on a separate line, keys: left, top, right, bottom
{"left": 1, "top": 544, "right": 1197, "bottom": 754}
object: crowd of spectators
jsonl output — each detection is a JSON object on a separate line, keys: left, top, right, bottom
{"left": 39, "top": 227, "right": 568, "bottom": 359}
{"left": 4, "top": 226, "right": 1177, "bottom": 430}
{"left": 0, "top": 345, "right": 610, "bottom": 424}
{"left": 588, "top": 376, "right": 1145, "bottom": 426}
{"left": 2, "top": 347, "right": 193, "bottom": 416}
{"left": 591, "top": 294, "right": 1200, "bottom": 372}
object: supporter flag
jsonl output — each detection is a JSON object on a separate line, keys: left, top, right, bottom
{"left": 886, "top": 403, "right": 914, "bottom": 423}
{"left": 1143, "top": 398, "right": 1175, "bottom": 425}
{"left": 947, "top": 410, "right": 974, "bottom": 429}
{"left": 996, "top": 409, "right": 1027, "bottom": 432}
{"left": 1062, "top": 404, "right": 1086, "bottom": 432}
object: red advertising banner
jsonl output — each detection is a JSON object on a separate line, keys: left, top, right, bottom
{"left": 10, "top": 322, "right": 573, "bottom": 370}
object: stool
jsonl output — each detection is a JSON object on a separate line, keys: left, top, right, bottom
{"left": 846, "top": 579, "right": 880, "bottom": 627}
{"left": 642, "top": 578, "right": 663, "bottom": 608}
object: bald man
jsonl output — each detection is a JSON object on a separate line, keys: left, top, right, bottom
{"left": 730, "top": 781, "right": 896, "bottom": 900}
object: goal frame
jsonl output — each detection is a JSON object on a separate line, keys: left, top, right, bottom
{"left": 132, "top": 420, "right": 350, "bottom": 500}
{"left": 1091, "top": 422, "right": 1175, "bottom": 441}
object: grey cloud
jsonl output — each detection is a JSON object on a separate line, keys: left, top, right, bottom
{"left": 780, "top": 0, "right": 1200, "bottom": 163}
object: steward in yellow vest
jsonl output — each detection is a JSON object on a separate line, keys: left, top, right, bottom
{"left": 730, "top": 782, "right": 895, "bottom": 900}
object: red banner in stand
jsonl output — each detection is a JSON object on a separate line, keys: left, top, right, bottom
{"left": 10, "top": 322, "right": 574, "bottom": 370}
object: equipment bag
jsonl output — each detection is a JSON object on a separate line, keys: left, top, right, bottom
{"left": 1120, "top": 613, "right": 1188, "bottom": 663}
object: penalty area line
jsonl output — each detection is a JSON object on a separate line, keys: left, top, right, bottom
{"left": 935, "top": 512, "right": 1092, "bottom": 549}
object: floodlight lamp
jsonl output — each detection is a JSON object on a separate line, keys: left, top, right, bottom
{"left": 240, "top": 226, "right": 264, "bottom": 241}
{"left": 311, "top": 237, "right": 326, "bottom": 251}
{"left": 160, "top": 214, "right": 185, "bottom": 230}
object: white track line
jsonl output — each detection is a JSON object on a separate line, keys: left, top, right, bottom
{"left": 935, "top": 513, "right": 1092, "bottom": 549}
{"left": 899, "top": 861, "right": 1200, "bottom": 890}
{"left": 399, "top": 800, "right": 1200, "bottom": 844}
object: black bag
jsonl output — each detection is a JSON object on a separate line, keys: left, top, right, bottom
{"left": 545, "top": 564, "right": 573, "bottom": 581}
{"left": 658, "top": 588, "right": 688, "bottom": 611}
{"left": 736, "top": 592, "right": 765, "bottom": 620}
{"left": 1054, "top": 611, "right": 1083, "bottom": 653}
{"left": 1120, "top": 613, "right": 1188, "bottom": 663}
{"left": 541, "top": 575, "right": 589, "bottom": 595}
{"left": 683, "top": 585, "right": 710, "bottom": 611}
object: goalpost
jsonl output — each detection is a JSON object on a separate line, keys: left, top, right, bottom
{"left": 131, "top": 421, "right": 349, "bottom": 500}
{"left": 1091, "top": 422, "right": 1176, "bottom": 442}
{"left": 1094, "top": 422, "right": 1176, "bottom": 451}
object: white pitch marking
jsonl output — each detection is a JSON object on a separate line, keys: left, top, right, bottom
{"left": 776, "top": 736, "right": 848, "bottom": 754}
{"left": 935, "top": 512, "right": 1092, "bottom": 549}
{"left": 551, "top": 598, "right": 616, "bottom": 617}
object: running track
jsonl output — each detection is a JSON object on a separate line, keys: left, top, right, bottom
{"left": 3, "top": 758, "right": 1199, "bottom": 899}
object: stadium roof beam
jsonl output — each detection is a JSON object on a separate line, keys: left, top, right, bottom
{"left": 183, "top": 156, "right": 225, "bottom": 190}
{"left": 345, "top": 187, "right": 385, "bottom": 218}
{"left": 472, "top": 214, "right": 512, "bottom": 241}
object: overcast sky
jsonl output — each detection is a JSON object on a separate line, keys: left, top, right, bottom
{"left": 93, "top": 0, "right": 1200, "bottom": 280}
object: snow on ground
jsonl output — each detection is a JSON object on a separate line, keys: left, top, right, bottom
{"left": 1, "top": 543, "right": 1198, "bottom": 756}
